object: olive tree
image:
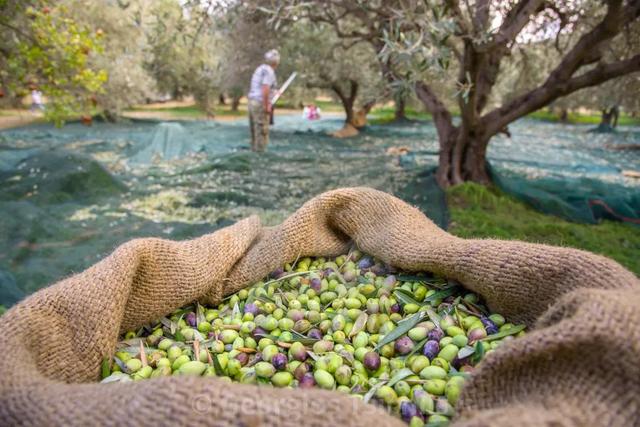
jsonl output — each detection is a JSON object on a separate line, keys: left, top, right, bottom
{"left": 267, "top": 0, "right": 640, "bottom": 186}
{"left": 0, "top": 0, "right": 107, "bottom": 124}
{"left": 64, "top": 0, "right": 157, "bottom": 119}
{"left": 282, "top": 21, "right": 384, "bottom": 130}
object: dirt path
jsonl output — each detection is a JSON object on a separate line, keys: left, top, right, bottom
{"left": 1, "top": 105, "right": 344, "bottom": 129}
{"left": 0, "top": 110, "right": 44, "bottom": 130}
{"left": 122, "top": 108, "right": 342, "bottom": 122}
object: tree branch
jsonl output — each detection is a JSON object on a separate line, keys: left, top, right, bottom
{"left": 414, "top": 81, "right": 456, "bottom": 142}
{"left": 483, "top": 54, "right": 640, "bottom": 136}
{"left": 479, "top": 0, "right": 546, "bottom": 52}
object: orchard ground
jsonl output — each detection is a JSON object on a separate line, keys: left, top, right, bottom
{"left": 0, "top": 100, "right": 637, "bottom": 309}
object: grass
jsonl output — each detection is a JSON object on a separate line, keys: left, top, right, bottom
{"left": 528, "top": 110, "right": 640, "bottom": 126}
{"left": 130, "top": 104, "right": 245, "bottom": 117}
{"left": 369, "top": 106, "right": 432, "bottom": 124}
{"left": 447, "top": 183, "right": 640, "bottom": 276}
{"left": 127, "top": 100, "right": 640, "bottom": 127}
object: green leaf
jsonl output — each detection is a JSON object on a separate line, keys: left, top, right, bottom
{"left": 457, "top": 345, "right": 476, "bottom": 359}
{"left": 375, "top": 311, "right": 426, "bottom": 351}
{"left": 424, "top": 286, "right": 458, "bottom": 303}
{"left": 306, "top": 351, "right": 320, "bottom": 361}
{"left": 425, "top": 308, "right": 441, "bottom": 329}
{"left": 363, "top": 380, "right": 387, "bottom": 404}
{"left": 405, "top": 337, "right": 428, "bottom": 359}
{"left": 289, "top": 330, "right": 319, "bottom": 345}
{"left": 100, "top": 372, "right": 132, "bottom": 384}
{"left": 394, "top": 289, "right": 421, "bottom": 306}
{"left": 396, "top": 274, "right": 430, "bottom": 283}
{"left": 212, "top": 354, "right": 224, "bottom": 376}
{"left": 338, "top": 349, "right": 355, "bottom": 365}
{"left": 101, "top": 357, "right": 111, "bottom": 379}
{"left": 480, "top": 324, "right": 526, "bottom": 342}
{"left": 388, "top": 368, "right": 414, "bottom": 387}
{"left": 472, "top": 340, "right": 485, "bottom": 363}
{"left": 196, "top": 303, "right": 206, "bottom": 326}
{"left": 112, "top": 356, "right": 129, "bottom": 374}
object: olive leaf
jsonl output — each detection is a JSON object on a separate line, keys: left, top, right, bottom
{"left": 101, "top": 357, "right": 111, "bottom": 379}
{"left": 290, "top": 330, "right": 319, "bottom": 345}
{"left": 480, "top": 324, "right": 526, "bottom": 342}
{"left": 231, "top": 302, "right": 240, "bottom": 319}
{"left": 457, "top": 345, "right": 476, "bottom": 360}
{"left": 100, "top": 372, "right": 132, "bottom": 384}
{"left": 405, "top": 337, "right": 428, "bottom": 359}
{"left": 363, "top": 380, "right": 387, "bottom": 403}
{"left": 112, "top": 356, "right": 130, "bottom": 374}
{"left": 425, "top": 307, "right": 441, "bottom": 329}
{"left": 338, "top": 349, "right": 355, "bottom": 365}
{"left": 196, "top": 302, "right": 206, "bottom": 326}
{"left": 423, "top": 286, "right": 458, "bottom": 303}
{"left": 388, "top": 368, "right": 414, "bottom": 387}
{"left": 375, "top": 311, "right": 426, "bottom": 351}
{"left": 211, "top": 354, "right": 224, "bottom": 376}
{"left": 393, "top": 289, "right": 421, "bottom": 306}
{"left": 472, "top": 341, "right": 485, "bottom": 364}
{"left": 396, "top": 274, "right": 431, "bottom": 283}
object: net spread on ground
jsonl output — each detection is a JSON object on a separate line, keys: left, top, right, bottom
{"left": 0, "top": 115, "right": 638, "bottom": 305}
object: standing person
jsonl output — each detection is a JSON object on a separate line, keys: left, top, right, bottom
{"left": 248, "top": 49, "right": 279, "bottom": 152}
{"left": 30, "top": 89, "right": 44, "bottom": 113}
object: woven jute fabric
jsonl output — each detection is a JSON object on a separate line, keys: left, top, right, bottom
{"left": 0, "top": 188, "right": 638, "bottom": 426}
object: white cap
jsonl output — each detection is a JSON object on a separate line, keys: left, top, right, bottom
{"left": 264, "top": 49, "right": 280, "bottom": 65}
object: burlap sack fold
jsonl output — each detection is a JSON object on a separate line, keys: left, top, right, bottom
{"left": 0, "top": 187, "right": 638, "bottom": 426}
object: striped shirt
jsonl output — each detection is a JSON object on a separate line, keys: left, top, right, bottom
{"left": 248, "top": 64, "right": 277, "bottom": 103}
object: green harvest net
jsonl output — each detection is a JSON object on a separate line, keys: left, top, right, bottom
{"left": 0, "top": 115, "right": 638, "bottom": 306}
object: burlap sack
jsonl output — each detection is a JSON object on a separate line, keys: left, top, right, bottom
{"left": 0, "top": 188, "right": 638, "bottom": 426}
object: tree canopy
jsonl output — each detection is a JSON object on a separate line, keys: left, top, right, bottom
{"left": 259, "top": 0, "right": 640, "bottom": 185}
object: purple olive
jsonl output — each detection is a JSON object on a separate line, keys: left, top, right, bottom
{"left": 252, "top": 326, "right": 267, "bottom": 339}
{"left": 370, "top": 264, "right": 387, "bottom": 276}
{"left": 481, "top": 317, "right": 499, "bottom": 335}
{"left": 363, "top": 351, "right": 381, "bottom": 371}
{"left": 289, "top": 342, "right": 308, "bottom": 362}
{"left": 185, "top": 312, "right": 197, "bottom": 327}
{"left": 390, "top": 303, "right": 401, "bottom": 314}
{"left": 270, "top": 267, "right": 284, "bottom": 279}
{"left": 383, "top": 275, "right": 397, "bottom": 287}
{"left": 307, "top": 328, "right": 323, "bottom": 340}
{"left": 394, "top": 336, "right": 414, "bottom": 355}
{"left": 423, "top": 340, "right": 440, "bottom": 360}
{"left": 357, "top": 257, "right": 374, "bottom": 269}
{"left": 400, "top": 401, "right": 420, "bottom": 421}
{"left": 294, "top": 362, "right": 310, "bottom": 381}
{"left": 451, "top": 355, "right": 463, "bottom": 369}
{"left": 271, "top": 353, "right": 288, "bottom": 371}
{"left": 310, "top": 277, "right": 322, "bottom": 291}
{"left": 299, "top": 372, "right": 316, "bottom": 388}
{"left": 288, "top": 309, "right": 305, "bottom": 322}
{"left": 235, "top": 352, "right": 249, "bottom": 366}
{"left": 244, "top": 303, "right": 259, "bottom": 316}
{"left": 427, "top": 328, "right": 444, "bottom": 342}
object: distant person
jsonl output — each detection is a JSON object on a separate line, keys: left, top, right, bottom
{"left": 302, "top": 103, "right": 321, "bottom": 120}
{"left": 30, "top": 89, "right": 44, "bottom": 112}
{"left": 248, "top": 49, "right": 279, "bottom": 152}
